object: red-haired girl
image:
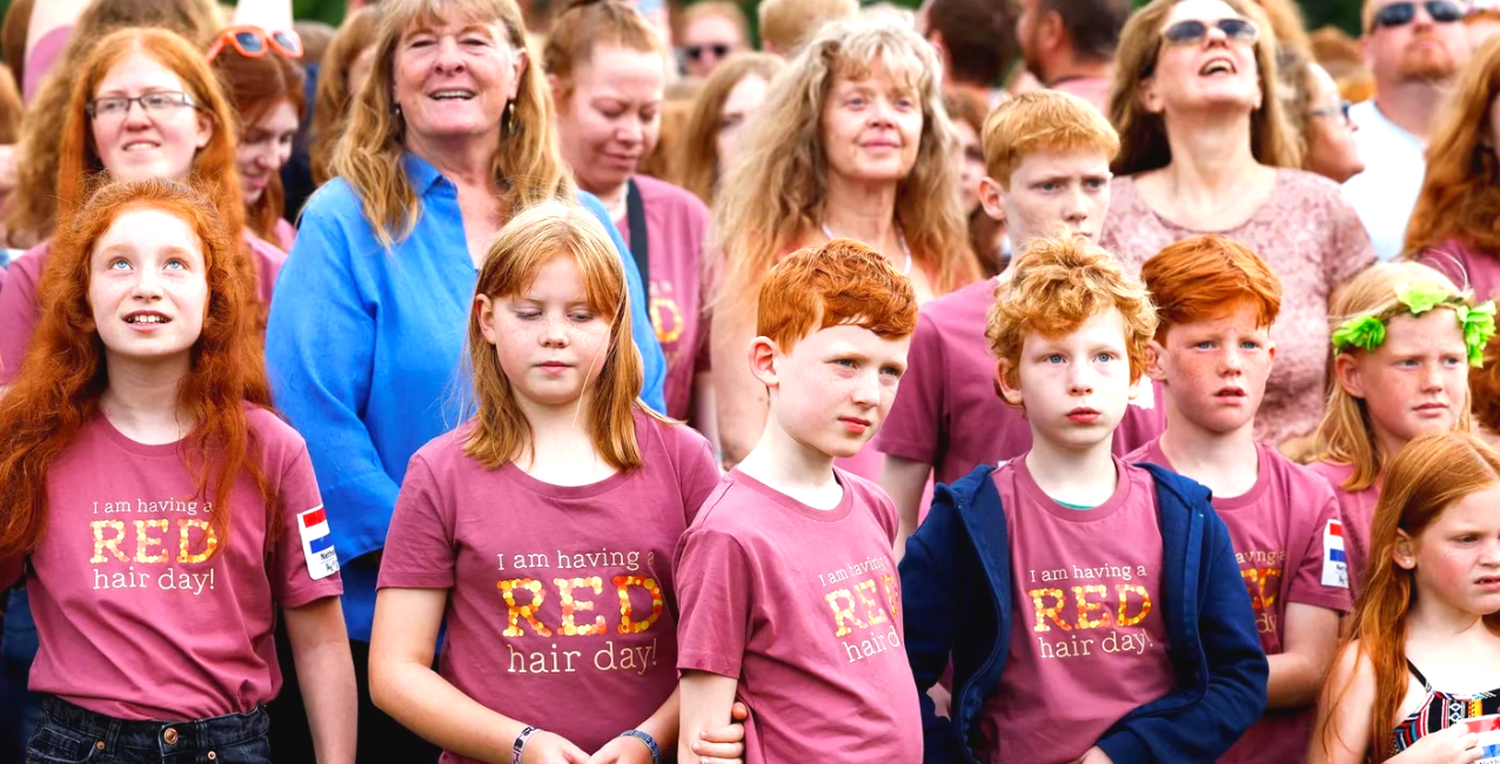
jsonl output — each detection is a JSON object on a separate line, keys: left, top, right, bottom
{"left": 0, "top": 178, "right": 355, "bottom": 763}
{"left": 369, "top": 200, "right": 746, "bottom": 764}
{"left": 1309, "top": 430, "right": 1500, "bottom": 763}
{"left": 0, "top": 26, "right": 285, "bottom": 388}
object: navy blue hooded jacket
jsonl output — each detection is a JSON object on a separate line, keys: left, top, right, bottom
{"left": 899, "top": 462, "right": 1268, "bottom": 763}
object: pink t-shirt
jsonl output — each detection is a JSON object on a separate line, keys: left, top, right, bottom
{"left": 614, "top": 175, "right": 710, "bottom": 422}
{"left": 1307, "top": 460, "right": 1381, "bottom": 597}
{"left": 1101, "top": 171, "right": 1375, "bottom": 446}
{"left": 21, "top": 407, "right": 341, "bottom": 721}
{"left": 976, "top": 455, "right": 1176, "bottom": 764}
{"left": 873, "top": 278, "right": 1167, "bottom": 487}
{"left": 1130, "top": 439, "right": 1353, "bottom": 764}
{"left": 0, "top": 233, "right": 285, "bottom": 384}
{"left": 1417, "top": 239, "right": 1500, "bottom": 304}
{"left": 378, "top": 411, "right": 720, "bottom": 760}
{"left": 23, "top": 26, "right": 72, "bottom": 104}
{"left": 1050, "top": 76, "right": 1113, "bottom": 113}
{"left": 272, "top": 218, "right": 297, "bottom": 252}
{"left": 675, "top": 468, "right": 922, "bottom": 764}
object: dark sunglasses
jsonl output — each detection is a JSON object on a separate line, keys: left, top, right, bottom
{"left": 1372, "top": 0, "right": 1463, "bottom": 28}
{"left": 685, "top": 43, "right": 731, "bottom": 61}
{"left": 1161, "top": 17, "right": 1260, "bottom": 46}
{"left": 207, "top": 25, "right": 304, "bottom": 62}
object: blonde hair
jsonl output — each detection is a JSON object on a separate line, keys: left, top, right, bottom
{"left": 981, "top": 89, "right": 1120, "bottom": 189}
{"left": 1314, "top": 262, "right": 1474, "bottom": 491}
{"left": 331, "top": 0, "right": 572, "bottom": 249}
{"left": 715, "top": 13, "right": 979, "bottom": 318}
{"left": 757, "top": 0, "right": 860, "bottom": 53}
{"left": 679, "top": 52, "right": 786, "bottom": 205}
{"left": 465, "top": 200, "right": 660, "bottom": 472}
{"left": 1109, "top": 0, "right": 1300, "bottom": 176}
{"left": 986, "top": 235, "right": 1158, "bottom": 397}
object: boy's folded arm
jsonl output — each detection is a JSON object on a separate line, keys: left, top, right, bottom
{"left": 1097, "top": 519, "right": 1269, "bottom": 764}
{"left": 1266, "top": 603, "right": 1342, "bottom": 708}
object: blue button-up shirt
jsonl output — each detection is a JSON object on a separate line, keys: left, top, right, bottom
{"left": 265, "top": 153, "right": 666, "bottom": 640}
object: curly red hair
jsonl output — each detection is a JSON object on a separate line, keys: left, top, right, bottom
{"left": 1139, "top": 234, "right": 1282, "bottom": 341}
{"left": 0, "top": 179, "right": 274, "bottom": 559}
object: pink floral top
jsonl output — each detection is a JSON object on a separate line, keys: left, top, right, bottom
{"left": 1100, "top": 169, "right": 1376, "bottom": 445}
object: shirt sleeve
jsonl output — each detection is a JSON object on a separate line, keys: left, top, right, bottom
{"left": 872, "top": 313, "right": 944, "bottom": 464}
{"left": 269, "top": 446, "right": 345, "bottom": 609}
{"left": 264, "top": 206, "right": 399, "bottom": 565}
{"left": 1286, "top": 480, "right": 1354, "bottom": 614}
{"left": 674, "top": 526, "right": 753, "bottom": 678}
{"left": 578, "top": 191, "right": 668, "bottom": 415}
{"left": 0, "top": 245, "right": 45, "bottom": 385}
{"left": 678, "top": 433, "right": 723, "bottom": 526}
{"left": 1324, "top": 191, "right": 1377, "bottom": 289}
{"left": 377, "top": 454, "right": 458, "bottom": 590}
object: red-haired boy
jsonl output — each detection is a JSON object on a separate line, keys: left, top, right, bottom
{"left": 901, "top": 235, "right": 1267, "bottom": 763}
{"left": 675, "top": 240, "right": 922, "bottom": 763}
{"left": 1127, "top": 235, "right": 1351, "bottom": 764}
{"left": 875, "top": 90, "right": 1164, "bottom": 548}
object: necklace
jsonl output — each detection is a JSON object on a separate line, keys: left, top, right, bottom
{"left": 821, "top": 222, "right": 913, "bottom": 275}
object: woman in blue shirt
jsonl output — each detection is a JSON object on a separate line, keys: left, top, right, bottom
{"left": 264, "top": 0, "right": 667, "bottom": 757}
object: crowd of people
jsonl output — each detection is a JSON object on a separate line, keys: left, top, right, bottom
{"left": 0, "top": 0, "right": 1496, "bottom": 762}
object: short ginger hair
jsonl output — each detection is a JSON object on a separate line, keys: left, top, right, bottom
{"left": 981, "top": 90, "right": 1119, "bottom": 190}
{"left": 1139, "top": 234, "right": 1283, "bottom": 341}
{"left": 986, "top": 235, "right": 1158, "bottom": 394}
{"left": 757, "top": 238, "right": 919, "bottom": 355}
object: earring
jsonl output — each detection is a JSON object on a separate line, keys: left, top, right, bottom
{"left": 503, "top": 101, "right": 517, "bottom": 138}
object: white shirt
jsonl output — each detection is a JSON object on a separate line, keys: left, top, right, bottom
{"left": 1341, "top": 98, "right": 1426, "bottom": 261}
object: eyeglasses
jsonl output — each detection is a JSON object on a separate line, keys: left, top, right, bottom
{"left": 85, "top": 91, "right": 199, "bottom": 120}
{"left": 684, "top": 43, "right": 731, "bottom": 62}
{"left": 1161, "top": 17, "right": 1261, "bottom": 46}
{"left": 1308, "top": 100, "right": 1353, "bottom": 125}
{"left": 1372, "top": 0, "right": 1463, "bottom": 28}
{"left": 206, "top": 25, "right": 304, "bottom": 62}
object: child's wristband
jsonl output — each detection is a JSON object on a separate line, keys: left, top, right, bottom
{"left": 619, "top": 729, "right": 661, "bottom": 764}
{"left": 512, "top": 726, "right": 540, "bottom": 764}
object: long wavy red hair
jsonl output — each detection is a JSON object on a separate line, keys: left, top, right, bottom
{"left": 1320, "top": 431, "right": 1500, "bottom": 762}
{"left": 0, "top": 179, "right": 275, "bottom": 559}
{"left": 212, "top": 48, "right": 306, "bottom": 241}
{"left": 58, "top": 27, "right": 246, "bottom": 238}
{"left": 1405, "top": 35, "right": 1500, "bottom": 259}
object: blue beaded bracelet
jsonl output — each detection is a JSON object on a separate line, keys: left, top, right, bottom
{"left": 619, "top": 729, "right": 661, "bottom": 764}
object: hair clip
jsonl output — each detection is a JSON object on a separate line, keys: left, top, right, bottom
{"left": 1331, "top": 314, "right": 1386, "bottom": 355}
{"left": 1458, "top": 301, "right": 1497, "bottom": 366}
{"left": 1394, "top": 280, "right": 1447, "bottom": 315}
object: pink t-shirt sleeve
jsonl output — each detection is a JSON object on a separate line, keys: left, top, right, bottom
{"left": 379, "top": 454, "right": 456, "bottom": 590}
{"left": 675, "top": 429, "right": 722, "bottom": 525}
{"left": 674, "top": 525, "right": 752, "bottom": 678}
{"left": 22, "top": 26, "right": 71, "bottom": 104}
{"left": 1286, "top": 475, "right": 1354, "bottom": 613}
{"left": 873, "top": 312, "right": 944, "bottom": 463}
{"left": 269, "top": 450, "right": 347, "bottom": 608}
{"left": 0, "top": 242, "right": 49, "bottom": 385}
{"left": 245, "top": 232, "right": 287, "bottom": 305}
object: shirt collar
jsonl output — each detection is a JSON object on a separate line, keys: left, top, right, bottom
{"left": 401, "top": 151, "right": 450, "bottom": 196}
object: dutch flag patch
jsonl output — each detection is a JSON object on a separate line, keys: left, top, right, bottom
{"left": 1321, "top": 518, "right": 1349, "bottom": 589}
{"left": 297, "top": 506, "right": 340, "bottom": 581}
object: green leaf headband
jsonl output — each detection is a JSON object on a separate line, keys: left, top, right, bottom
{"left": 1331, "top": 279, "right": 1497, "bottom": 367}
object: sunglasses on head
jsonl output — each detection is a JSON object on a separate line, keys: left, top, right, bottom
{"left": 1161, "top": 17, "right": 1260, "bottom": 46}
{"left": 1372, "top": 0, "right": 1463, "bottom": 28}
{"left": 685, "top": 43, "right": 731, "bottom": 61}
{"left": 207, "top": 25, "right": 304, "bottom": 62}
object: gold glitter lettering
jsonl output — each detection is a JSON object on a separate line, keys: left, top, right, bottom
{"left": 90, "top": 520, "right": 128, "bottom": 563}
{"left": 854, "top": 579, "right": 889, "bottom": 626}
{"left": 613, "top": 575, "right": 664, "bottom": 634}
{"left": 825, "top": 589, "right": 868, "bottom": 638}
{"left": 555, "top": 577, "right": 606, "bottom": 636}
{"left": 1072, "top": 585, "right": 1113, "bottom": 630}
{"left": 497, "top": 579, "right": 551, "bottom": 637}
{"left": 880, "top": 573, "right": 901, "bottom": 622}
{"left": 133, "top": 519, "right": 170, "bottom": 564}
{"left": 1116, "top": 583, "right": 1152, "bottom": 627}
{"left": 176, "top": 519, "right": 217, "bottom": 563}
{"left": 1029, "top": 588, "right": 1070, "bottom": 632}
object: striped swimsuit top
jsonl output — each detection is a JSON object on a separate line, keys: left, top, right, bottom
{"left": 1389, "top": 659, "right": 1500, "bottom": 756}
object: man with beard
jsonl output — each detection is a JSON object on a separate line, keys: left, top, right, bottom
{"left": 1343, "top": 0, "right": 1471, "bottom": 259}
{"left": 1012, "top": 0, "right": 1130, "bottom": 112}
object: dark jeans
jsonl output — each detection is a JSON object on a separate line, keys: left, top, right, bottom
{"left": 25, "top": 696, "right": 271, "bottom": 764}
{"left": 2, "top": 587, "right": 42, "bottom": 761}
